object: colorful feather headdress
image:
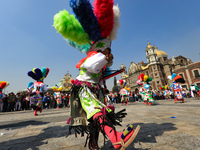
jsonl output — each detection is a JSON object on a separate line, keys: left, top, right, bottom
{"left": 27, "top": 67, "right": 49, "bottom": 81}
{"left": 168, "top": 73, "right": 185, "bottom": 83}
{"left": 137, "top": 73, "right": 153, "bottom": 85}
{"left": 53, "top": 0, "right": 120, "bottom": 53}
{"left": 0, "top": 81, "right": 9, "bottom": 91}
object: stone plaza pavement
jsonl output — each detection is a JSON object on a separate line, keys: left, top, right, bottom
{"left": 0, "top": 98, "right": 200, "bottom": 150}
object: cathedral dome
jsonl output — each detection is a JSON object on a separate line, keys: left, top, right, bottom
{"left": 156, "top": 50, "right": 167, "bottom": 57}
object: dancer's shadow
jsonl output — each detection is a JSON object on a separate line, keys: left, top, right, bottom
{"left": 0, "top": 120, "right": 50, "bottom": 130}
{"left": 0, "top": 125, "right": 69, "bottom": 150}
{"left": 101, "top": 122, "right": 177, "bottom": 150}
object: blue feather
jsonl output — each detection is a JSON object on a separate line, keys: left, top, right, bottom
{"left": 66, "top": 39, "right": 91, "bottom": 53}
{"left": 70, "top": 0, "right": 101, "bottom": 41}
{"left": 27, "top": 71, "right": 39, "bottom": 81}
{"left": 35, "top": 68, "right": 43, "bottom": 80}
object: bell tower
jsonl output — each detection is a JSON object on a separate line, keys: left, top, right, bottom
{"left": 145, "top": 42, "right": 159, "bottom": 65}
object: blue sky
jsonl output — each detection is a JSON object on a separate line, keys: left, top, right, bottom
{"left": 1, "top": 0, "right": 200, "bottom": 94}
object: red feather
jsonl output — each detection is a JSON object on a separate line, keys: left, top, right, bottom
{"left": 0, "top": 82, "right": 6, "bottom": 89}
{"left": 45, "top": 68, "right": 50, "bottom": 78}
{"left": 93, "top": 0, "right": 114, "bottom": 38}
{"left": 71, "top": 79, "right": 75, "bottom": 85}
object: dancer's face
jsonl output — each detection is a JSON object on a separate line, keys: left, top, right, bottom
{"left": 98, "top": 48, "right": 114, "bottom": 63}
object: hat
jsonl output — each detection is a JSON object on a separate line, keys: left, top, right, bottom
{"left": 53, "top": 0, "right": 120, "bottom": 54}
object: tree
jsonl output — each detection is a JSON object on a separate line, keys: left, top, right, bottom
{"left": 114, "top": 77, "right": 117, "bottom": 86}
{"left": 112, "top": 77, "right": 119, "bottom": 93}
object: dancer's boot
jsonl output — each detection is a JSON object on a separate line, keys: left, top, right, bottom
{"left": 126, "top": 100, "right": 129, "bottom": 105}
{"left": 174, "top": 98, "right": 177, "bottom": 103}
{"left": 38, "top": 106, "right": 42, "bottom": 113}
{"left": 93, "top": 112, "right": 140, "bottom": 150}
{"left": 34, "top": 107, "right": 38, "bottom": 116}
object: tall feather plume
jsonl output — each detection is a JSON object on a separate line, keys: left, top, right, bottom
{"left": 93, "top": 0, "right": 114, "bottom": 38}
{"left": 35, "top": 68, "right": 43, "bottom": 80}
{"left": 45, "top": 68, "right": 50, "bottom": 78}
{"left": 53, "top": 10, "right": 91, "bottom": 45}
{"left": 66, "top": 39, "right": 91, "bottom": 53}
{"left": 70, "top": 0, "right": 101, "bottom": 41}
{"left": 28, "top": 71, "right": 39, "bottom": 81}
{"left": 41, "top": 67, "right": 47, "bottom": 79}
{"left": 109, "top": 4, "right": 120, "bottom": 41}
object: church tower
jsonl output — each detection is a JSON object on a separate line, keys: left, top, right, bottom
{"left": 145, "top": 42, "right": 166, "bottom": 90}
{"left": 120, "top": 63, "right": 128, "bottom": 80}
{"left": 145, "top": 42, "right": 159, "bottom": 64}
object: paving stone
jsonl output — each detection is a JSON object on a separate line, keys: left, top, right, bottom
{"left": 0, "top": 98, "right": 200, "bottom": 150}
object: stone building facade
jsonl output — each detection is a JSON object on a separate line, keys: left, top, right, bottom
{"left": 121, "top": 42, "right": 199, "bottom": 91}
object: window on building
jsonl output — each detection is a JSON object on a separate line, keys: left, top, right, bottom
{"left": 180, "top": 59, "right": 183, "bottom": 63}
{"left": 194, "top": 70, "right": 200, "bottom": 78}
{"left": 197, "top": 83, "right": 200, "bottom": 88}
{"left": 155, "top": 73, "right": 157, "bottom": 76}
{"left": 164, "top": 57, "right": 167, "bottom": 61}
{"left": 154, "top": 67, "right": 156, "bottom": 70}
{"left": 182, "top": 85, "right": 187, "bottom": 90}
{"left": 157, "top": 81, "right": 159, "bottom": 84}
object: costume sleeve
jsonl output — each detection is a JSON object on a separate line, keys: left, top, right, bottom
{"left": 82, "top": 53, "right": 108, "bottom": 74}
{"left": 28, "top": 84, "right": 34, "bottom": 92}
{"left": 43, "top": 84, "right": 48, "bottom": 92}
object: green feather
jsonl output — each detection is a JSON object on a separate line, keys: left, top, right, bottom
{"left": 53, "top": 10, "right": 91, "bottom": 45}
{"left": 95, "top": 42, "right": 105, "bottom": 48}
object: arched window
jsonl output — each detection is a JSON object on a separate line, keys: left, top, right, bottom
{"left": 180, "top": 59, "right": 183, "bottom": 63}
{"left": 194, "top": 70, "right": 200, "bottom": 77}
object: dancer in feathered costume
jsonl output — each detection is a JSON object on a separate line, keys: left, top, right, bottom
{"left": 0, "top": 81, "right": 9, "bottom": 112}
{"left": 52, "top": 86, "right": 63, "bottom": 109}
{"left": 137, "top": 74, "right": 154, "bottom": 105}
{"left": 168, "top": 73, "right": 185, "bottom": 103}
{"left": 118, "top": 79, "right": 129, "bottom": 106}
{"left": 53, "top": 0, "right": 140, "bottom": 149}
{"left": 27, "top": 67, "right": 49, "bottom": 116}
{"left": 163, "top": 85, "right": 170, "bottom": 101}
{"left": 189, "top": 84, "right": 200, "bottom": 99}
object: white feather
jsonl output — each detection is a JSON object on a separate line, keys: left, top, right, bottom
{"left": 109, "top": 4, "right": 120, "bottom": 41}
{"left": 168, "top": 75, "right": 172, "bottom": 80}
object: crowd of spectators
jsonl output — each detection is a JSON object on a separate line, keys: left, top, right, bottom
{"left": 0, "top": 92, "right": 70, "bottom": 113}
{"left": 0, "top": 88, "right": 197, "bottom": 113}
{"left": 106, "top": 88, "right": 195, "bottom": 104}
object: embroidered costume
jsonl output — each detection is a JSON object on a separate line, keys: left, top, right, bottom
{"left": 118, "top": 80, "right": 129, "bottom": 106}
{"left": 27, "top": 67, "right": 49, "bottom": 116}
{"left": 168, "top": 73, "right": 185, "bottom": 103}
{"left": 53, "top": 0, "right": 140, "bottom": 149}
{"left": 54, "top": 91, "right": 62, "bottom": 109}
{"left": 137, "top": 74, "right": 154, "bottom": 105}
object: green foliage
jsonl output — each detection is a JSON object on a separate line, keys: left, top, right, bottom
{"left": 112, "top": 85, "right": 119, "bottom": 93}
{"left": 114, "top": 77, "right": 117, "bottom": 86}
